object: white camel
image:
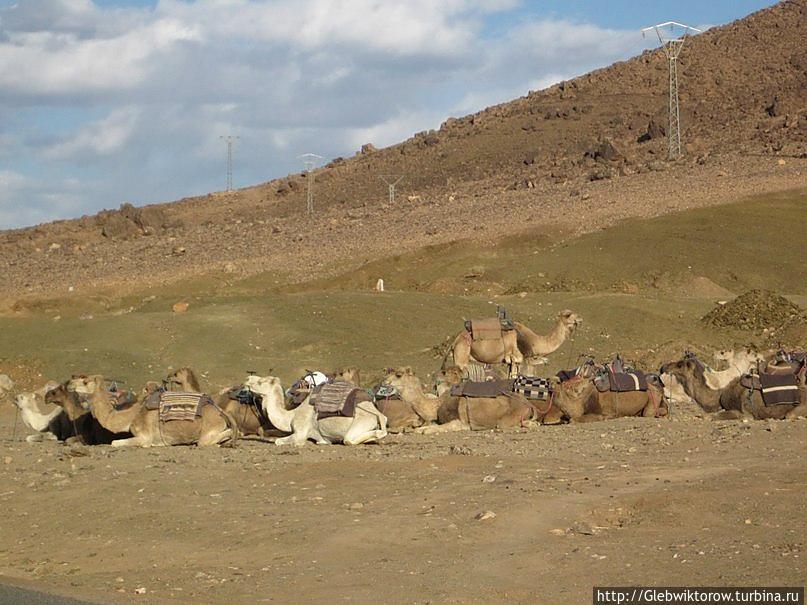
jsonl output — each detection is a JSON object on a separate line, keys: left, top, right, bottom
{"left": 244, "top": 375, "right": 388, "bottom": 446}
{"left": 12, "top": 384, "right": 64, "bottom": 442}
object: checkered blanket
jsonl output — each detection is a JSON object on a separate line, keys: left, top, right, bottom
{"left": 513, "top": 375, "right": 553, "bottom": 400}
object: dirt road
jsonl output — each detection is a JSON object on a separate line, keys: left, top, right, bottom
{"left": 1, "top": 405, "right": 804, "bottom": 604}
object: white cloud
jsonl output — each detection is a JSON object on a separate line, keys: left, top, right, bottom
{"left": 0, "top": 0, "right": 653, "bottom": 228}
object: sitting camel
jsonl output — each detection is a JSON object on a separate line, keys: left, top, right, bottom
{"left": 443, "top": 310, "right": 581, "bottom": 373}
{"left": 12, "top": 383, "right": 65, "bottom": 442}
{"left": 660, "top": 356, "right": 807, "bottom": 421}
{"left": 551, "top": 373, "right": 666, "bottom": 423}
{"left": 414, "top": 367, "right": 561, "bottom": 434}
{"left": 244, "top": 375, "right": 387, "bottom": 446}
{"left": 376, "top": 368, "right": 443, "bottom": 432}
{"left": 660, "top": 349, "right": 759, "bottom": 407}
{"left": 46, "top": 381, "right": 131, "bottom": 444}
{"left": 69, "top": 375, "right": 238, "bottom": 447}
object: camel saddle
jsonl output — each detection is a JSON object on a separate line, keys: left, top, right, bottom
{"left": 450, "top": 379, "right": 514, "bottom": 399}
{"left": 595, "top": 369, "right": 648, "bottom": 393}
{"left": 373, "top": 385, "right": 401, "bottom": 401}
{"left": 513, "top": 375, "right": 553, "bottom": 401}
{"left": 143, "top": 391, "right": 213, "bottom": 422}
{"left": 740, "top": 364, "right": 801, "bottom": 406}
{"left": 464, "top": 317, "right": 515, "bottom": 341}
{"left": 310, "top": 380, "right": 372, "bottom": 420}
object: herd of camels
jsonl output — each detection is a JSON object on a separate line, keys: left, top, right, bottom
{"left": 4, "top": 309, "right": 807, "bottom": 448}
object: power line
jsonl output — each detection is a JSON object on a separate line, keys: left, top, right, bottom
{"left": 642, "top": 22, "right": 701, "bottom": 160}
{"left": 220, "top": 135, "right": 239, "bottom": 191}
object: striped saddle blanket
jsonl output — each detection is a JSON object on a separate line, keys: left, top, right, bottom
{"left": 741, "top": 370, "right": 800, "bottom": 406}
{"left": 311, "top": 381, "right": 371, "bottom": 420}
{"left": 513, "top": 376, "right": 553, "bottom": 400}
{"left": 144, "top": 392, "right": 213, "bottom": 422}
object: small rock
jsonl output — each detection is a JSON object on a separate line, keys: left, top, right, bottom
{"left": 571, "top": 522, "right": 595, "bottom": 535}
{"left": 348, "top": 502, "right": 364, "bottom": 511}
{"left": 482, "top": 475, "right": 497, "bottom": 484}
{"left": 172, "top": 301, "right": 189, "bottom": 313}
{"left": 3, "top": 456, "right": 11, "bottom": 465}
{"left": 777, "top": 159, "right": 786, "bottom": 166}
{"left": 172, "top": 246, "right": 186, "bottom": 255}
{"left": 475, "top": 511, "right": 496, "bottom": 521}
{"left": 223, "top": 262, "right": 237, "bottom": 274}
{"left": 134, "top": 587, "right": 146, "bottom": 594}
{"left": 449, "top": 445, "right": 471, "bottom": 455}
{"left": 550, "top": 528, "right": 568, "bottom": 536}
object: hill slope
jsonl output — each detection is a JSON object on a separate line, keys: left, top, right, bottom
{"left": 0, "top": 0, "right": 805, "bottom": 300}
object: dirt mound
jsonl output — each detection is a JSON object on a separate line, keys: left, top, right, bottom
{"left": 702, "top": 289, "right": 804, "bottom": 331}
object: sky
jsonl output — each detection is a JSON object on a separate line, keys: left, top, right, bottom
{"left": 0, "top": 0, "right": 776, "bottom": 229}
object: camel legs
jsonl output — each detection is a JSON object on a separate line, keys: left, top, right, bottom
{"left": 26, "top": 432, "right": 58, "bottom": 443}
{"left": 111, "top": 435, "right": 152, "bottom": 447}
{"left": 414, "top": 419, "right": 468, "bottom": 435}
{"left": 785, "top": 404, "right": 807, "bottom": 420}
{"left": 343, "top": 408, "right": 388, "bottom": 445}
{"left": 198, "top": 427, "right": 234, "bottom": 446}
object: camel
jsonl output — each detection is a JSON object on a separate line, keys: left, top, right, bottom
{"left": 377, "top": 368, "right": 443, "bottom": 432}
{"left": 443, "top": 310, "right": 581, "bottom": 373}
{"left": 164, "top": 367, "right": 202, "bottom": 392}
{"left": 660, "top": 356, "right": 807, "bottom": 420}
{"left": 244, "top": 375, "right": 387, "bottom": 446}
{"left": 45, "top": 381, "right": 131, "bottom": 444}
{"left": 215, "top": 385, "right": 283, "bottom": 438}
{"left": 12, "top": 383, "right": 66, "bottom": 442}
{"left": 414, "top": 366, "right": 562, "bottom": 434}
{"left": 69, "top": 375, "right": 238, "bottom": 447}
{"left": 551, "top": 375, "right": 666, "bottom": 423}
{"left": 0, "top": 374, "right": 14, "bottom": 399}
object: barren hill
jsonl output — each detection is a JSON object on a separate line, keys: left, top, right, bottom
{"left": 1, "top": 0, "right": 805, "bottom": 302}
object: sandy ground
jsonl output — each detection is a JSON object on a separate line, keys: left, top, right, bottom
{"left": 1, "top": 404, "right": 805, "bottom": 605}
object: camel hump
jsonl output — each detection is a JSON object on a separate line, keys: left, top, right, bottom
{"left": 465, "top": 318, "right": 514, "bottom": 341}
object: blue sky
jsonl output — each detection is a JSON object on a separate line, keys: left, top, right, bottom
{"left": 0, "top": 0, "right": 776, "bottom": 229}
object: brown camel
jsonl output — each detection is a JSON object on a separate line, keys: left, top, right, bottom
{"left": 551, "top": 375, "right": 666, "bottom": 423}
{"left": 412, "top": 366, "right": 561, "bottom": 434}
{"left": 660, "top": 357, "right": 807, "bottom": 420}
{"left": 377, "top": 368, "right": 442, "bottom": 432}
{"left": 444, "top": 310, "right": 581, "bottom": 372}
{"left": 215, "top": 386, "right": 282, "bottom": 438}
{"left": 70, "top": 375, "right": 238, "bottom": 447}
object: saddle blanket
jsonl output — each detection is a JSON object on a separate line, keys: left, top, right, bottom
{"left": 450, "top": 379, "right": 514, "bottom": 399}
{"left": 464, "top": 318, "right": 513, "bottom": 341}
{"left": 150, "top": 392, "right": 213, "bottom": 422}
{"left": 513, "top": 375, "right": 553, "bottom": 400}
{"left": 311, "top": 381, "right": 371, "bottom": 420}
{"left": 373, "top": 385, "right": 401, "bottom": 401}
{"left": 596, "top": 370, "right": 648, "bottom": 393}
{"left": 760, "top": 373, "right": 800, "bottom": 406}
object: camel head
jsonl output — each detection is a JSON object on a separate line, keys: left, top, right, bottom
{"left": 67, "top": 375, "right": 105, "bottom": 406}
{"left": 244, "top": 375, "right": 284, "bottom": 400}
{"left": 12, "top": 392, "right": 39, "bottom": 411}
{"left": 164, "top": 367, "right": 202, "bottom": 392}
{"left": 554, "top": 374, "right": 592, "bottom": 399}
{"left": 381, "top": 367, "right": 422, "bottom": 395}
{"left": 659, "top": 357, "right": 704, "bottom": 390}
{"left": 434, "top": 366, "right": 463, "bottom": 397}
{"left": 45, "top": 382, "right": 76, "bottom": 408}
{"left": 559, "top": 310, "right": 582, "bottom": 332}
{"left": 333, "top": 367, "right": 361, "bottom": 386}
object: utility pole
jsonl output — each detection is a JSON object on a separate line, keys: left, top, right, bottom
{"left": 220, "top": 135, "right": 239, "bottom": 191}
{"left": 642, "top": 22, "right": 701, "bottom": 160}
{"left": 299, "top": 153, "right": 323, "bottom": 215}
{"left": 379, "top": 175, "right": 403, "bottom": 204}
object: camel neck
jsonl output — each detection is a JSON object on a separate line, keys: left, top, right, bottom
{"left": 260, "top": 386, "right": 293, "bottom": 433}
{"left": 88, "top": 390, "right": 139, "bottom": 433}
{"left": 681, "top": 369, "right": 721, "bottom": 411}
{"left": 20, "top": 405, "right": 61, "bottom": 432}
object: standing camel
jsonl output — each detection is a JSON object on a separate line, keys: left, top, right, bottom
{"left": 444, "top": 310, "right": 581, "bottom": 372}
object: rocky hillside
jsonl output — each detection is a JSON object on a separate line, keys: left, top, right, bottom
{"left": 0, "top": 0, "right": 805, "bottom": 299}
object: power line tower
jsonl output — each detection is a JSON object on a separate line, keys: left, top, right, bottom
{"left": 379, "top": 175, "right": 403, "bottom": 204}
{"left": 299, "top": 153, "right": 323, "bottom": 215}
{"left": 642, "top": 22, "right": 701, "bottom": 160}
{"left": 220, "top": 135, "right": 239, "bottom": 191}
